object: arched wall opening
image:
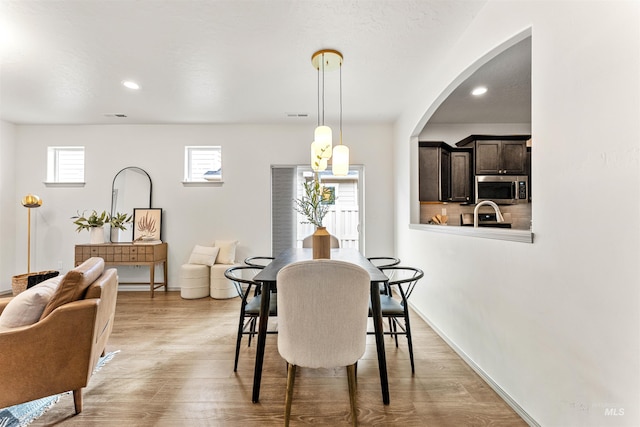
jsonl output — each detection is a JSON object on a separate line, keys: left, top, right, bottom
{"left": 410, "top": 28, "right": 532, "bottom": 233}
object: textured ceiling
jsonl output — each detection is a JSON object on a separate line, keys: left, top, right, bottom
{"left": 428, "top": 37, "right": 531, "bottom": 124}
{"left": 0, "top": 0, "right": 529, "bottom": 127}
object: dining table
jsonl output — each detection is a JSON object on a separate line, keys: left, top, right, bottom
{"left": 252, "top": 247, "right": 391, "bottom": 405}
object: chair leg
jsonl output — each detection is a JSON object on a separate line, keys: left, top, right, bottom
{"left": 73, "top": 389, "right": 83, "bottom": 414}
{"left": 354, "top": 361, "right": 358, "bottom": 386}
{"left": 234, "top": 314, "right": 245, "bottom": 372}
{"left": 392, "top": 318, "right": 399, "bottom": 348}
{"left": 248, "top": 317, "right": 256, "bottom": 347}
{"left": 285, "top": 364, "right": 297, "bottom": 427}
{"left": 347, "top": 364, "right": 358, "bottom": 427}
{"left": 405, "top": 312, "right": 415, "bottom": 374}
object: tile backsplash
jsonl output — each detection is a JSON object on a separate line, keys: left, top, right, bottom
{"left": 420, "top": 202, "right": 532, "bottom": 230}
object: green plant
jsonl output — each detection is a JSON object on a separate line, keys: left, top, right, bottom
{"left": 71, "top": 210, "right": 109, "bottom": 232}
{"left": 72, "top": 210, "right": 133, "bottom": 232}
{"left": 294, "top": 176, "right": 330, "bottom": 228}
{"left": 109, "top": 212, "right": 133, "bottom": 231}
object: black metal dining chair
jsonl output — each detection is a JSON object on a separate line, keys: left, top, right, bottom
{"left": 368, "top": 265, "right": 424, "bottom": 374}
{"left": 244, "top": 256, "right": 275, "bottom": 268}
{"left": 367, "top": 256, "right": 401, "bottom": 295}
{"left": 224, "top": 265, "right": 278, "bottom": 372}
{"left": 367, "top": 256, "right": 401, "bottom": 269}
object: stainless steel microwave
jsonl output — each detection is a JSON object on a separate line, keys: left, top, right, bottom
{"left": 475, "top": 175, "right": 528, "bottom": 205}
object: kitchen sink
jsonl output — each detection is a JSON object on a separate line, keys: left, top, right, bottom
{"left": 460, "top": 213, "right": 512, "bottom": 228}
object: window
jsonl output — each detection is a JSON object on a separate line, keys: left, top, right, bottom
{"left": 184, "top": 146, "right": 222, "bottom": 182}
{"left": 271, "top": 165, "right": 363, "bottom": 255}
{"left": 47, "top": 146, "right": 85, "bottom": 183}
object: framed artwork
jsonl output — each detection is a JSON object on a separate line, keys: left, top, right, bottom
{"left": 133, "top": 208, "right": 162, "bottom": 242}
{"left": 321, "top": 185, "right": 336, "bottom": 205}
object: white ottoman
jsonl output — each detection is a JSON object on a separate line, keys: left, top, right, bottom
{"left": 210, "top": 264, "right": 239, "bottom": 299}
{"left": 180, "top": 264, "right": 210, "bottom": 299}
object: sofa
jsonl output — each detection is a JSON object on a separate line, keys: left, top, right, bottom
{"left": 0, "top": 257, "right": 118, "bottom": 414}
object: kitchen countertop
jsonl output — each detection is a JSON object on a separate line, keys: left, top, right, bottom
{"left": 409, "top": 223, "right": 533, "bottom": 244}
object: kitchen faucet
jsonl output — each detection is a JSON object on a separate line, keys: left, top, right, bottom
{"left": 474, "top": 200, "right": 504, "bottom": 228}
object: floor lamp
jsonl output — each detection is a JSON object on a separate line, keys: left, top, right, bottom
{"left": 21, "top": 194, "right": 42, "bottom": 273}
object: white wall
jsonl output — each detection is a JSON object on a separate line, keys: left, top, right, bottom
{"left": 395, "top": 1, "right": 639, "bottom": 426}
{"left": 9, "top": 123, "right": 393, "bottom": 291}
{"left": 0, "top": 120, "right": 17, "bottom": 292}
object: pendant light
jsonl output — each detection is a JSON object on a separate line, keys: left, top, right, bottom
{"left": 332, "top": 60, "right": 349, "bottom": 176}
{"left": 310, "top": 50, "right": 343, "bottom": 172}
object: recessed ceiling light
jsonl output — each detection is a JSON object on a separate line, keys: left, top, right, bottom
{"left": 122, "top": 80, "right": 140, "bottom": 90}
{"left": 471, "top": 86, "right": 487, "bottom": 96}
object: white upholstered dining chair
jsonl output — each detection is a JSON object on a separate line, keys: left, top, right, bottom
{"left": 276, "top": 259, "right": 370, "bottom": 427}
{"left": 301, "top": 233, "right": 340, "bottom": 248}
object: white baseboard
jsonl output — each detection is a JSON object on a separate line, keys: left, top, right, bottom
{"left": 410, "top": 303, "right": 540, "bottom": 427}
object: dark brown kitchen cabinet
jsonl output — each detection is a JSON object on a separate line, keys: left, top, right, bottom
{"left": 450, "top": 151, "right": 471, "bottom": 202}
{"left": 419, "top": 142, "right": 471, "bottom": 202}
{"left": 457, "top": 135, "right": 530, "bottom": 175}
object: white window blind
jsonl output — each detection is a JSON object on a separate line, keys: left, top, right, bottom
{"left": 47, "top": 147, "right": 85, "bottom": 182}
{"left": 185, "top": 146, "right": 222, "bottom": 181}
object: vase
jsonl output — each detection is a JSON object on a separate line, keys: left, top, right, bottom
{"left": 110, "top": 227, "right": 121, "bottom": 243}
{"left": 90, "top": 226, "right": 105, "bottom": 244}
{"left": 312, "top": 226, "right": 331, "bottom": 259}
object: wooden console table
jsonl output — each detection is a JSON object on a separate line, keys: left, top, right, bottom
{"left": 75, "top": 242, "right": 168, "bottom": 297}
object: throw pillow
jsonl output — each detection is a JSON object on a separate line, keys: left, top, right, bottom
{"left": 40, "top": 257, "right": 105, "bottom": 320}
{"left": 188, "top": 245, "right": 219, "bottom": 266}
{"left": 0, "top": 276, "right": 63, "bottom": 330}
{"left": 214, "top": 239, "right": 238, "bottom": 264}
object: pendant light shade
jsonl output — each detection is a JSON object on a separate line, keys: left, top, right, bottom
{"left": 332, "top": 144, "right": 349, "bottom": 176}
{"left": 314, "top": 125, "right": 332, "bottom": 158}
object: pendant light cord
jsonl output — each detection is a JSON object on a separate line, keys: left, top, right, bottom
{"left": 339, "top": 63, "right": 343, "bottom": 145}
{"left": 321, "top": 52, "right": 325, "bottom": 126}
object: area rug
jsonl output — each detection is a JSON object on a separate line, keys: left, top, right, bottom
{"left": 0, "top": 350, "right": 119, "bottom": 427}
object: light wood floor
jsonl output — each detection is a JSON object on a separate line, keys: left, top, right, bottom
{"left": 32, "top": 291, "right": 527, "bottom": 426}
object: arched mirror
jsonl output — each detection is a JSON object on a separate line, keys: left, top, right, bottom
{"left": 111, "top": 167, "right": 152, "bottom": 242}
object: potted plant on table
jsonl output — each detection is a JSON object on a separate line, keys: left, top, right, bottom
{"left": 294, "top": 174, "right": 332, "bottom": 259}
{"left": 72, "top": 210, "right": 132, "bottom": 244}
{"left": 72, "top": 210, "right": 109, "bottom": 244}
{"left": 108, "top": 212, "right": 133, "bottom": 242}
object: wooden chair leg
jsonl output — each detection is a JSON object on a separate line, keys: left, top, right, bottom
{"left": 347, "top": 364, "right": 358, "bottom": 427}
{"left": 73, "top": 389, "right": 83, "bottom": 414}
{"left": 285, "top": 364, "right": 297, "bottom": 427}
{"left": 354, "top": 361, "right": 358, "bottom": 386}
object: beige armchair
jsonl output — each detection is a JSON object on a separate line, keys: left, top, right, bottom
{"left": 0, "top": 257, "right": 118, "bottom": 414}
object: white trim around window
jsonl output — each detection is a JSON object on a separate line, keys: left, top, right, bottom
{"left": 183, "top": 145, "right": 223, "bottom": 185}
{"left": 44, "top": 146, "right": 85, "bottom": 187}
